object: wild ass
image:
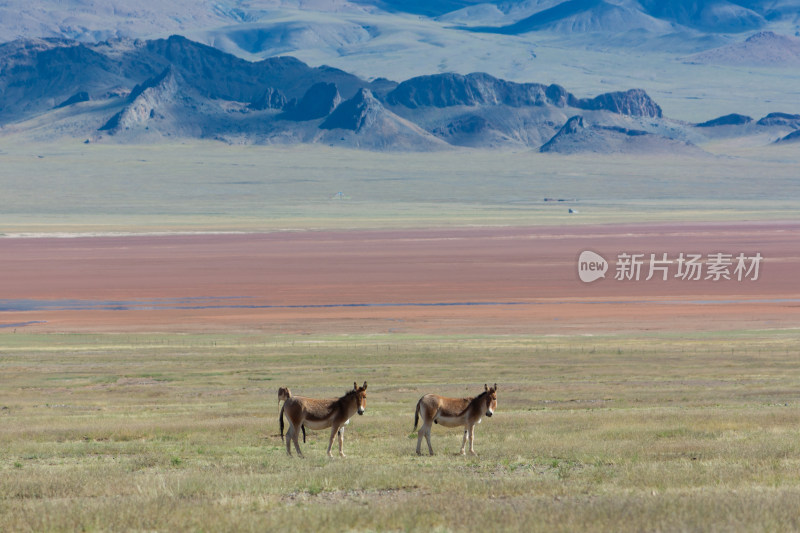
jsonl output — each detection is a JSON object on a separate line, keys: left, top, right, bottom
{"left": 279, "top": 382, "right": 368, "bottom": 457}
{"left": 413, "top": 384, "right": 497, "bottom": 456}
{"left": 278, "top": 387, "right": 305, "bottom": 443}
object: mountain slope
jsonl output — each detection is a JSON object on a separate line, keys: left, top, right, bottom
{"left": 0, "top": 35, "right": 369, "bottom": 124}
{"left": 470, "top": 0, "right": 675, "bottom": 35}
{"left": 319, "top": 88, "right": 448, "bottom": 149}
{"left": 0, "top": 34, "right": 793, "bottom": 153}
{"left": 686, "top": 31, "right": 800, "bottom": 66}
{"left": 99, "top": 67, "right": 181, "bottom": 134}
{"left": 638, "top": 0, "right": 767, "bottom": 33}
{"left": 540, "top": 115, "right": 704, "bottom": 154}
{"left": 0, "top": 0, "right": 370, "bottom": 42}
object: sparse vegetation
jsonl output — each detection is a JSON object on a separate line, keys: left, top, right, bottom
{"left": 1, "top": 142, "right": 800, "bottom": 235}
{"left": 2, "top": 331, "right": 800, "bottom": 531}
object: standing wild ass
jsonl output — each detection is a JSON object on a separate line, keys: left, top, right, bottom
{"left": 278, "top": 387, "right": 305, "bottom": 443}
{"left": 280, "top": 382, "right": 368, "bottom": 457}
{"left": 414, "top": 384, "right": 497, "bottom": 456}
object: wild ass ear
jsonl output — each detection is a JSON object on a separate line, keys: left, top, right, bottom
{"left": 362, "top": 381, "right": 368, "bottom": 390}
{"left": 493, "top": 383, "right": 497, "bottom": 391}
{"left": 354, "top": 382, "right": 358, "bottom": 390}
{"left": 484, "top": 384, "right": 489, "bottom": 391}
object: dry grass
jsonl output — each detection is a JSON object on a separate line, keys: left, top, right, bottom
{"left": 2, "top": 142, "right": 800, "bottom": 235}
{"left": 2, "top": 331, "right": 800, "bottom": 531}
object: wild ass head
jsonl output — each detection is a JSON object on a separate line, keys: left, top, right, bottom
{"left": 278, "top": 387, "right": 292, "bottom": 403}
{"left": 353, "top": 381, "right": 368, "bottom": 415}
{"left": 484, "top": 383, "right": 497, "bottom": 417}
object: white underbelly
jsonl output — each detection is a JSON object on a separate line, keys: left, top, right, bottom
{"left": 304, "top": 418, "right": 332, "bottom": 431}
{"left": 303, "top": 416, "right": 350, "bottom": 431}
{"left": 435, "top": 414, "right": 465, "bottom": 428}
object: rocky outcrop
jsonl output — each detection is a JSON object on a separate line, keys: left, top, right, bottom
{"left": 317, "top": 88, "right": 449, "bottom": 151}
{"left": 540, "top": 115, "right": 702, "bottom": 154}
{"left": 385, "top": 73, "right": 568, "bottom": 109}
{"left": 434, "top": 115, "right": 492, "bottom": 137}
{"left": 775, "top": 130, "right": 800, "bottom": 144}
{"left": 127, "top": 66, "right": 175, "bottom": 102}
{"left": 757, "top": 112, "right": 800, "bottom": 128}
{"left": 55, "top": 91, "right": 89, "bottom": 108}
{"left": 249, "top": 87, "right": 287, "bottom": 110}
{"left": 571, "top": 89, "right": 662, "bottom": 118}
{"left": 556, "top": 114, "right": 587, "bottom": 136}
{"left": 540, "top": 115, "right": 590, "bottom": 152}
{"left": 99, "top": 67, "right": 178, "bottom": 133}
{"left": 282, "top": 82, "right": 341, "bottom": 121}
{"left": 320, "top": 88, "right": 381, "bottom": 131}
{"left": 696, "top": 113, "right": 753, "bottom": 127}
{"left": 386, "top": 74, "right": 660, "bottom": 118}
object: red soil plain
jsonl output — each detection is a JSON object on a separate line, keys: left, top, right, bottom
{"left": 1, "top": 221, "right": 799, "bottom": 335}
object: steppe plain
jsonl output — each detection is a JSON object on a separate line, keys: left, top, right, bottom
{"left": 2, "top": 139, "right": 800, "bottom": 531}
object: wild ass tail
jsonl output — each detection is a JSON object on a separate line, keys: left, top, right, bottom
{"left": 413, "top": 398, "right": 421, "bottom": 431}
{"left": 279, "top": 403, "right": 285, "bottom": 442}
{"left": 278, "top": 400, "right": 305, "bottom": 442}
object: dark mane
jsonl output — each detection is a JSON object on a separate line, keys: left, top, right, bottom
{"left": 334, "top": 387, "right": 360, "bottom": 406}
{"left": 452, "top": 390, "right": 488, "bottom": 416}
{"left": 471, "top": 390, "right": 488, "bottom": 402}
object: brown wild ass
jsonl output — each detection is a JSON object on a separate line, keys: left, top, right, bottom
{"left": 280, "top": 382, "right": 368, "bottom": 457}
{"left": 414, "top": 384, "right": 497, "bottom": 456}
{"left": 278, "top": 387, "right": 305, "bottom": 443}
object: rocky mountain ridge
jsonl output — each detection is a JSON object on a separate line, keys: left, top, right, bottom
{"left": 1, "top": 35, "right": 798, "bottom": 153}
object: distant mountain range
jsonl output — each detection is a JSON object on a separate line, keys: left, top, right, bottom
{"left": 371, "top": 0, "right": 797, "bottom": 34}
{"left": 4, "top": 0, "right": 797, "bottom": 43}
{"left": 1, "top": 35, "right": 798, "bottom": 152}
{"left": 2, "top": 1, "right": 799, "bottom": 126}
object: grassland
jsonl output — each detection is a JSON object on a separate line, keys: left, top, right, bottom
{"left": 2, "top": 331, "right": 800, "bottom": 531}
{"left": 2, "top": 138, "right": 800, "bottom": 531}
{"left": 2, "top": 141, "right": 800, "bottom": 235}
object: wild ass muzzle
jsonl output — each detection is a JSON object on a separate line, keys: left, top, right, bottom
{"left": 413, "top": 384, "right": 497, "bottom": 456}
{"left": 279, "top": 382, "right": 368, "bottom": 457}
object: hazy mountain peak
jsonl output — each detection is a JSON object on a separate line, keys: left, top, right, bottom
{"left": 284, "top": 82, "right": 342, "bottom": 120}
{"left": 573, "top": 88, "right": 663, "bottom": 118}
{"left": 686, "top": 30, "right": 800, "bottom": 66}
{"left": 320, "top": 88, "right": 382, "bottom": 131}
{"left": 99, "top": 67, "right": 179, "bottom": 133}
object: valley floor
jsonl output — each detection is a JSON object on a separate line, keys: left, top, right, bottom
{"left": 1, "top": 142, "right": 799, "bottom": 530}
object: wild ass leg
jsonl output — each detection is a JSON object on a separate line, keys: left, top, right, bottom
{"left": 291, "top": 424, "right": 303, "bottom": 457}
{"left": 337, "top": 427, "right": 346, "bottom": 457}
{"left": 416, "top": 423, "right": 434, "bottom": 456}
{"left": 424, "top": 424, "right": 434, "bottom": 456}
{"left": 460, "top": 429, "right": 468, "bottom": 455}
{"left": 327, "top": 425, "right": 340, "bottom": 457}
{"left": 285, "top": 425, "right": 294, "bottom": 456}
{"left": 467, "top": 424, "right": 476, "bottom": 456}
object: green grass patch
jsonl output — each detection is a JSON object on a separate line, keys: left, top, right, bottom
{"left": 1, "top": 332, "right": 800, "bottom": 530}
